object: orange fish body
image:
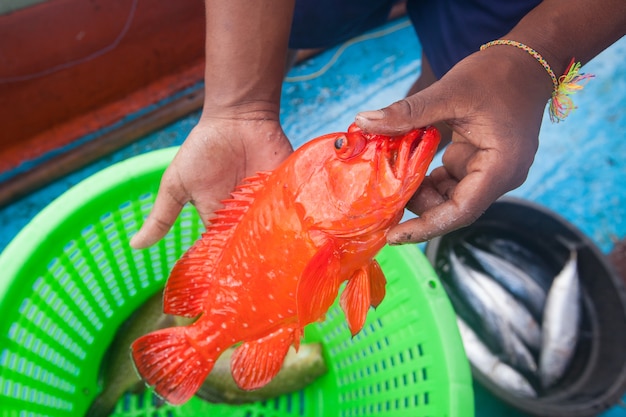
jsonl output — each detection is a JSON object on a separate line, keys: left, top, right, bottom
{"left": 131, "top": 123, "right": 440, "bottom": 404}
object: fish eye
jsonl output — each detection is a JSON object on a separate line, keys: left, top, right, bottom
{"left": 335, "top": 133, "right": 367, "bottom": 160}
{"left": 334, "top": 137, "right": 345, "bottom": 150}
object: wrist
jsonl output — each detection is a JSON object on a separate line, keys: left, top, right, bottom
{"left": 200, "top": 99, "right": 281, "bottom": 123}
{"left": 478, "top": 44, "right": 554, "bottom": 104}
{"left": 504, "top": 20, "right": 569, "bottom": 80}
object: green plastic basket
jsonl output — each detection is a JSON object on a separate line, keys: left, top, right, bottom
{"left": 0, "top": 147, "right": 473, "bottom": 416}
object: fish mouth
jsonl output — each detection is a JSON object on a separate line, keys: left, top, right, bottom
{"left": 386, "top": 130, "right": 423, "bottom": 179}
{"left": 409, "top": 135, "right": 421, "bottom": 155}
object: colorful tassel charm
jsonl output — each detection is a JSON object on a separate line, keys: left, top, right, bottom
{"left": 548, "top": 58, "right": 595, "bottom": 123}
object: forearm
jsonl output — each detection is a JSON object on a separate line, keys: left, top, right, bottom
{"left": 505, "top": 0, "right": 626, "bottom": 77}
{"left": 202, "top": 0, "right": 295, "bottom": 119}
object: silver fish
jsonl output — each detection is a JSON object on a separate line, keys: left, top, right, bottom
{"left": 539, "top": 250, "right": 580, "bottom": 388}
{"left": 448, "top": 250, "right": 537, "bottom": 373}
{"left": 456, "top": 317, "right": 537, "bottom": 398}
{"left": 470, "top": 269, "right": 542, "bottom": 351}
{"left": 476, "top": 236, "right": 554, "bottom": 291}
{"left": 462, "top": 242, "right": 547, "bottom": 319}
{"left": 448, "top": 251, "right": 511, "bottom": 352}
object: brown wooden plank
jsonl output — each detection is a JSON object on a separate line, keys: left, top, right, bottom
{"left": 0, "top": 0, "right": 205, "bottom": 173}
{"left": 0, "top": 86, "right": 204, "bottom": 208}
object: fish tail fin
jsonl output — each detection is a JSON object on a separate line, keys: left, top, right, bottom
{"left": 131, "top": 327, "right": 215, "bottom": 405}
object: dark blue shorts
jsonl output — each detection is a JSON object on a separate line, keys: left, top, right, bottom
{"left": 289, "top": 0, "right": 541, "bottom": 78}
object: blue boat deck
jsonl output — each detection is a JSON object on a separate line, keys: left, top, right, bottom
{"left": 0, "top": 17, "right": 625, "bottom": 416}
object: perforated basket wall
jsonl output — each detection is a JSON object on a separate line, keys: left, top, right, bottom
{"left": 0, "top": 147, "right": 473, "bottom": 416}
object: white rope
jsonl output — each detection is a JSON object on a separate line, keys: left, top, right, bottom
{"left": 0, "top": 0, "right": 138, "bottom": 83}
{"left": 284, "top": 18, "right": 412, "bottom": 83}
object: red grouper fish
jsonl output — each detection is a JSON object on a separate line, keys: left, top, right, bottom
{"left": 131, "top": 123, "right": 440, "bottom": 404}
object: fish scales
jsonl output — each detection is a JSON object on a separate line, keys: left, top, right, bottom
{"left": 132, "top": 123, "right": 440, "bottom": 404}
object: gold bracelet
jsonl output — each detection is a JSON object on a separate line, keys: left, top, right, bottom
{"left": 480, "top": 39, "right": 594, "bottom": 123}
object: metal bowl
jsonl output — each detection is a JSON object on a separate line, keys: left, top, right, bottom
{"left": 425, "top": 196, "right": 626, "bottom": 417}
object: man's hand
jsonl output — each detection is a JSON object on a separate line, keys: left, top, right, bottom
{"left": 355, "top": 46, "right": 551, "bottom": 244}
{"left": 130, "top": 118, "right": 293, "bottom": 249}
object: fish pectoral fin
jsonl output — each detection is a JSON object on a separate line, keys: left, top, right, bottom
{"left": 340, "top": 266, "right": 371, "bottom": 336}
{"left": 339, "top": 260, "right": 387, "bottom": 337}
{"left": 368, "top": 259, "right": 386, "bottom": 309}
{"left": 231, "top": 326, "right": 296, "bottom": 390}
{"left": 297, "top": 239, "right": 342, "bottom": 327}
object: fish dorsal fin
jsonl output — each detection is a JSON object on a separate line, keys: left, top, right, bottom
{"left": 230, "top": 171, "right": 272, "bottom": 199}
{"left": 163, "top": 172, "right": 271, "bottom": 317}
{"left": 297, "top": 238, "right": 342, "bottom": 328}
{"left": 231, "top": 325, "right": 296, "bottom": 390}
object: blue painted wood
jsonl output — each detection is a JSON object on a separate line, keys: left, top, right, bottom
{"left": 512, "top": 37, "right": 626, "bottom": 253}
{"left": 0, "top": 17, "right": 624, "bottom": 416}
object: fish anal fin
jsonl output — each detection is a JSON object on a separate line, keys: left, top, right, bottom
{"left": 368, "top": 259, "right": 386, "bottom": 308}
{"left": 297, "top": 239, "right": 341, "bottom": 327}
{"left": 131, "top": 327, "right": 215, "bottom": 405}
{"left": 231, "top": 326, "right": 295, "bottom": 390}
{"left": 340, "top": 266, "right": 371, "bottom": 336}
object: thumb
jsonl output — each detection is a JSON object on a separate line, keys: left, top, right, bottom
{"left": 129, "top": 195, "right": 185, "bottom": 249}
{"left": 354, "top": 84, "right": 451, "bottom": 135}
{"left": 129, "top": 174, "right": 188, "bottom": 249}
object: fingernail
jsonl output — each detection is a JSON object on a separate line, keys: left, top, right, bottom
{"left": 129, "top": 230, "right": 148, "bottom": 249}
{"left": 386, "top": 236, "right": 405, "bottom": 246}
{"left": 129, "top": 234, "right": 141, "bottom": 249}
{"left": 356, "top": 110, "right": 384, "bottom": 121}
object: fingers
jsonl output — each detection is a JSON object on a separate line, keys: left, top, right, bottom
{"left": 404, "top": 176, "right": 446, "bottom": 215}
{"left": 440, "top": 139, "right": 477, "bottom": 180}
{"left": 388, "top": 170, "right": 499, "bottom": 244}
{"left": 389, "top": 146, "right": 511, "bottom": 244}
{"left": 387, "top": 199, "right": 482, "bottom": 244}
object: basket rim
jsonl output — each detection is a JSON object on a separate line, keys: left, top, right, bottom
{"left": 0, "top": 147, "right": 179, "bottom": 303}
